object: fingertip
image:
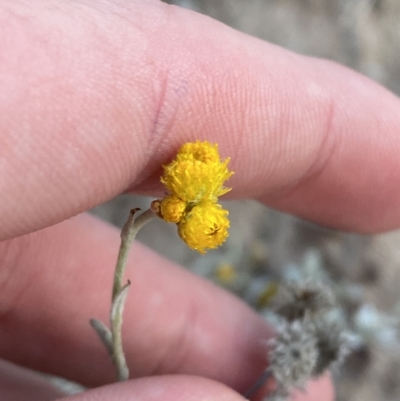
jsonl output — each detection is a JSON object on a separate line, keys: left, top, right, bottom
{"left": 58, "top": 375, "right": 247, "bottom": 401}
{"left": 0, "top": 359, "right": 65, "bottom": 401}
{"left": 292, "top": 375, "right": 334, "bottom": 401}
{"left": 59, "top": 374, "right": 334, "bottom": 401}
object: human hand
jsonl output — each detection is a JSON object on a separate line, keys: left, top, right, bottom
{"left": 1, "top": 0, "right": 400, "bottom": 400}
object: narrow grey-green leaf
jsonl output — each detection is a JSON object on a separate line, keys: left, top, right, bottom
{"left": 90, "top": 318, "right": 113, "bottom": 356}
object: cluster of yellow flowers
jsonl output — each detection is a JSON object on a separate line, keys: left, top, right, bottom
{"left": 152, "top": 141, "right": 233, "bottom": 254}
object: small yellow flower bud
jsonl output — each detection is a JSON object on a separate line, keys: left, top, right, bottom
{"left": 150, "top": 199, "right": 162, "bottom": 218}
{"left": 177, "top": 203, "right": 230, "bottom": 254}
{"left": 159, "top": 194, "right": 187, "bottom": 223}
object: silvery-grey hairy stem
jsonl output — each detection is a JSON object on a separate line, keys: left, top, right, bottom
{"left": 111, "top": 282, "right": 131, "bottom": 381}
{"left": 243, "top": 369, "right": 273, "bottom": 399}
{"left": 91, "top": 208, "right": 155, "bottom": 382}
{"left": 112, "top": 208, "right": 155, "bottom": 301}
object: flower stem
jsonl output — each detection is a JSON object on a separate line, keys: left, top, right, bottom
{"left": 112, "top": 208, "right": 155, "bottom": 301}
{"left": 243, "top": 369, "right": 273, "bottom": 399}
{"left": 111, "top": 281, "right": 131, "bottom": 381}
{"left": 91, "top": 207, "right": 155, "bottom": 382}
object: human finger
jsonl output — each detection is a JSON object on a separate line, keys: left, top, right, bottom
{"left": 56, "top": 376, "right": 250, "bottom": 401}
{"left": 291, "top": 375, "right": 334, "bottom": 401}
{"left": 0, "top": 359, "right": 65, "bottom": 401}
{"left": 2, "top": 0, "right": 400, "bottom": 240}
{"left": 54, "top": 375, "right": 334, "bottom": 401}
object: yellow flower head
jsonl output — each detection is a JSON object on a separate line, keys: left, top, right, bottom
{"left": 161, "top": 141, "right": 233, "bottom": 203}
{"left": 153, "top": 140, "right": 233, "bottom": 253}
{"left": 178, "top": 203, "right": 230, "bottom": 254}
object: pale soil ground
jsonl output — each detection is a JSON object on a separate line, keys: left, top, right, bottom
{"left": 72, "top": 1, "right": 400, "bottom": 401}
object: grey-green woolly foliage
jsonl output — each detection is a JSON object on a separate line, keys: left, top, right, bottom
{"left": 312, "top": 319, "right": 351, "bottom": 376}
{"left": 265, "top": 281, "right": 350, "bottom": 400}
{"left": 269, "top": 319, "right": 318, "bottom": 389}
{"left": 271, "top": 281, "right": 336, "bottom": 321}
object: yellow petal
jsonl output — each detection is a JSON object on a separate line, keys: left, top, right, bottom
{"left": 161, "top": 158, "right": 232, "bottom": 203}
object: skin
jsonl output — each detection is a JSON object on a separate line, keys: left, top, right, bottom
{"left": 1, "top": 0, "right": 400, "bottom": 399}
